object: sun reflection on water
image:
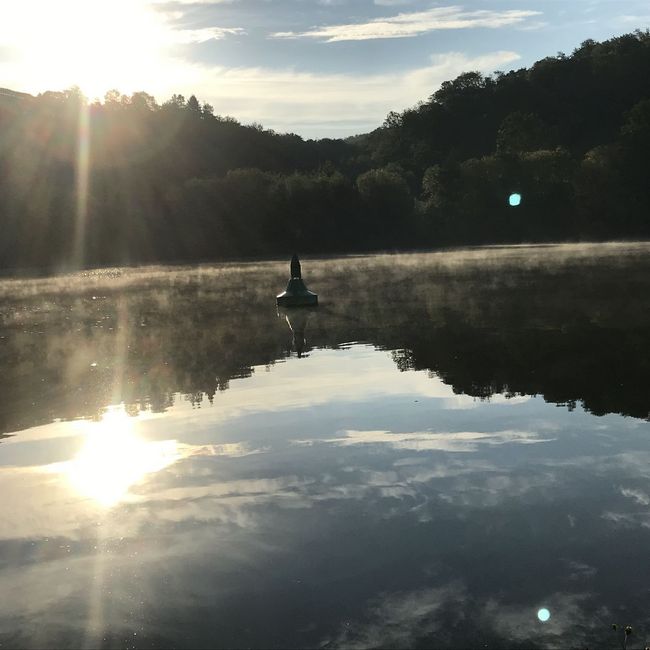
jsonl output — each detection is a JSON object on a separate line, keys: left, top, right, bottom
{"left": 65, "top": 408, "right": 179, "bottom": 507}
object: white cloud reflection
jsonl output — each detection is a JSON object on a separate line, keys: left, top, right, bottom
{"left": 296, "top": 428, "right": 552, "bottom": 452}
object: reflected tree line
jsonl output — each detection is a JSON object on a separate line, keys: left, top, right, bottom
{"left": 1, "top": 31, "right": 650, "bottom": 271}
{"left": 1, "top": 247, "right": 649, "bottom": 434}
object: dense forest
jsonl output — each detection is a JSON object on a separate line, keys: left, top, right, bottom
{"left": 1, "top": 30, "right": 649, "bottom": 271}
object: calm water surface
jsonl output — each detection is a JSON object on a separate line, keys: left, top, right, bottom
{"left": 1, "top": 243, "right": 650, "bottom": 649}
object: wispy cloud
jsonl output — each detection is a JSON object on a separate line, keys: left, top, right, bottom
{"left": 150, "top": 0, "right": 238, "bottom": 4}
{"left": 617, "top": 14, "right": 650, "bottom": 25}
{"left": 172, "top": 26, "right": 246, "bottom": 43}
{"left": 374, "top": 0, "right": 418, "bottom": 6}
{"left": 272, "top": 5, "right": 542, "bottom": 42}
{"left": 517, "top": 20, "right": 548, "bottom": 32}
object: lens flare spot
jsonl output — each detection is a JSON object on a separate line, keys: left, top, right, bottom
{"left": 509, "top": 193, "right": 522, "bottom": 207}
{"left": 537, "top": 608, "right": 551, "bottom": 622}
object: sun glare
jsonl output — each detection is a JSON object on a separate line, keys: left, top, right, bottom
{"left": 65, "top": 407, "right": 179, "bottom": 507}
{"left": 3, "top": 0, "right": 174, "bottom": 99}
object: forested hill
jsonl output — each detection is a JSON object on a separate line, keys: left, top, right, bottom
{"left": 1, "top": 30, "right": 649, "bottom": 271}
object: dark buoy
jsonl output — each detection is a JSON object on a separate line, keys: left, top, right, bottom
{"left": 276, "top": 254, "right": 318, "bottom": 307}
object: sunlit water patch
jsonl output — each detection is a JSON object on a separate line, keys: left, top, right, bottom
{"left": 59, "top": 409, "right": 181, "bottom": 506}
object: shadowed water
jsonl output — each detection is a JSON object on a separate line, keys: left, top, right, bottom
{"left": 1, "top": 243, "right": 650, "bottom": 648}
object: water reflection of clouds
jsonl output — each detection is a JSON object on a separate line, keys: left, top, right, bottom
{"left": 0, "top": 414, "right": 615, "bottom": 543}
{"left": 619, "top": 487, "right": 650, "bottom": 506}
{"left": 328, "top": 582, "right": 467, "bottom": 649}
{"left": 1, "top": 407, "right": 646, "bottom": 547}
{"left": 601, "top": 510, "right": 650, "bottom": 529}
{"left": 296, "top": 428, "right": 553, "bottom": 452}
{"left": 1, "top": 342, "right": 650, "bottom": 647}
{"left": 327, "top": 585, "right": 602, "bottom": 649}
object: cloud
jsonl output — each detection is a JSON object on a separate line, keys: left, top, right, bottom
{"left": 617, "top": 14, "right": 650, "bottom": 25}
{"left": 375, "top": 0, "right": 418, "bottom": 5}
{"left": 182, "top": 49, "right": 520, "bottom": 137}
{"left": 272, "top": 5, "right": 542, "bottom": 42}
{"left": 172, "top": 26, "right": 246, "bottom": 43}
{"left": 150, "top": 0, "right": 238, "bottom": 4}
{"left": 518, "top": 20, "right": 548, "bottom": 31}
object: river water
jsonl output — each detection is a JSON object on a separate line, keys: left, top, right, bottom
{"left": 1, "top": 243, "right": 649, "bottom": 648}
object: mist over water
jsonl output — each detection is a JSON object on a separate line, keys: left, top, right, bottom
{"left": 1, "top": 243, "right": 650, "bottom": 649}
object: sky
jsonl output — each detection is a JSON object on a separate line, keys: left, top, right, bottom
{"left": 0, "top": 0, "right": 649, "bottom": 138}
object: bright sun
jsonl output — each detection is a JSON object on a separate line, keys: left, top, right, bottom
{"left": 3, "top": 0, "right": 172, "bottom": 99}
{"left": 65, "top": 408, "right": 180, "bottom": 507}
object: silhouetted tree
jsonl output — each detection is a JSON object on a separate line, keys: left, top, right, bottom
{"left": 187, "top": 95, "right": 201, "bottom": 114}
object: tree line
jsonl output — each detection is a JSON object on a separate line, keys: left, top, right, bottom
{"left": 0, "top": 30, "right": 649, "bottom": 271}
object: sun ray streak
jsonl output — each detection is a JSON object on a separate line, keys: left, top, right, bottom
{"left": 74, "top": 100, "right": 90, "bottom": 268}
{"left": 112, "top": 297, "right": 130, "bottom": 406}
